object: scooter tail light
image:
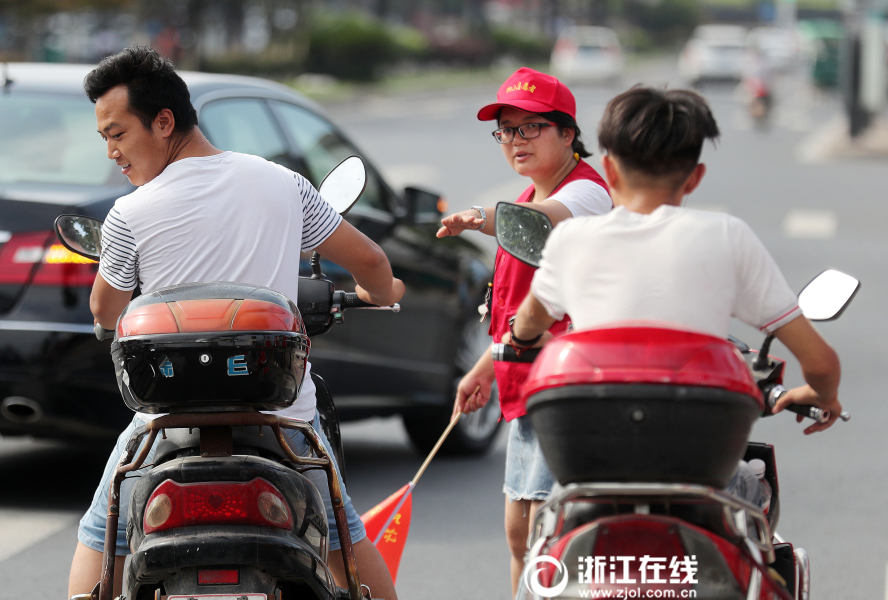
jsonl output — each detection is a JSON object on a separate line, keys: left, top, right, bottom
{"left": 198, "top": 569, "right": 239, "bottom": 585}
{"left": 257, "top": 491, "right": 290, "bottom": 525}
{"left": 143, "top": 478, "right": 293, "bottom": 534}
{"left": 144, "top": 493, "right": 173, "bottom": 530}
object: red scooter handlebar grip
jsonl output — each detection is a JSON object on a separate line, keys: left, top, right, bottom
{"left": 491, "top": 343, "right": 542, "bottom": 363}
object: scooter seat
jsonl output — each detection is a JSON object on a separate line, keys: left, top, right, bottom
{"left": 154, "top": 423, "right": 307, "bottom": 465}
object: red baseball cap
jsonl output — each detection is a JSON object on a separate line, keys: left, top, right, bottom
{"left": 477, "top": 67, "right": 576, "bottom": 121}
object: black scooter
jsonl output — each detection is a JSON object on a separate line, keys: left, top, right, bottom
{"left": 61, "top": 157, "right": 398, "bottom": 600}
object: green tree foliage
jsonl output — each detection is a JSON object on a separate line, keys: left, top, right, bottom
{"left": 621, "top": 0, "right": 701, "bottom": 45}
{"left": 305, "top": 11, "right": 426, "bottom": 81}
{"left": 0, "top": 0, "right": 128, "bottom": 15}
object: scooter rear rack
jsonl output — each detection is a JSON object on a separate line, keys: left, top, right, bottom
{"left": 535, "top": 482, "right": 777, "bottom": 564}
{"left": 87, "top": 412, "right": 364, "bottom": 600}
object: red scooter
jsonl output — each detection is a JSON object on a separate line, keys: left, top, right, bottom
{"left": 492, "top": 203, "right": 858, "bottom": 600}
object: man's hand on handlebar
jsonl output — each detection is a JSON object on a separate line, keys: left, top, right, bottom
{"left": 355, "top": 278, "right": 405, "bottom": 307}
{"left": 773, "top": 384, "right": 843, "bottom": 435}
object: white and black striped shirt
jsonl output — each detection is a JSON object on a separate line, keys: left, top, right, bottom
{"left": 98, "top": 151, "right": 342, "bottom": 304}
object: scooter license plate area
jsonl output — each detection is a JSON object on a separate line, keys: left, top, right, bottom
{"left": 167, "top": 595, "right": 267, "bottom": 600}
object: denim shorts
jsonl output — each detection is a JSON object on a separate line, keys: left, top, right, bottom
{"left": 503, "top": 415, "right": 555, "bottom": 502}
{"left": 78, "top": 411, "right": 365, "bottom": 555}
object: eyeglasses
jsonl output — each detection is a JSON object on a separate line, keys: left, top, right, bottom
{"left": 492, "top": 122, "right": 555, "bottom": 144}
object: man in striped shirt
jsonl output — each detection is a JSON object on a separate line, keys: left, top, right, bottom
{"left": 69, "top": 47, "right": 403, "bottom": 600}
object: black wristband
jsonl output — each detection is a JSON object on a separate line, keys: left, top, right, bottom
{"left": 509, "top": 315, "right": 542, "bottom": 348}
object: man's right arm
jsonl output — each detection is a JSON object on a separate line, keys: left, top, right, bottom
{"left": 771, "top": 316, "right": 842, "bottom": 434}
{"left": 313, "top": 220, "right": 404, "bottom": 307}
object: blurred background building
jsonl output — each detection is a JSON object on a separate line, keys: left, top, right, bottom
{"left": 0, "top": 0, "right": 884, "bottom": 133}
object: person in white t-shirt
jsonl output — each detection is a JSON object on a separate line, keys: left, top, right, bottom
{"left": 506, "top": 86, "right": 842, "bottom": 436}
{"left": 68, "top": 47, "right": 403, "bottom": 600}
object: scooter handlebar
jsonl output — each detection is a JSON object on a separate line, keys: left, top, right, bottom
{"left": 336, "top": 291, "right": 400, "bottom": 312}
{"left": 95, "top": 323, "right": 113, "bottom": 341}
{"left": 765, "top": 383, "right": 849, "bottom": 423}
{"left": 491, "top": 343, "right": 542, "bottom": 363}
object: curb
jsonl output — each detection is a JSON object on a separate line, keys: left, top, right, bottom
{"left": 797, "top": 115, "right": 888, "bottom": 163}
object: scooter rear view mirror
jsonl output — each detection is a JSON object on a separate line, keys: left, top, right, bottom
{"left": 318, "top": 155, "right": 367, "bottom": 215}
{"left": 798, "top": 269, "right": 860, "bottom": 321}
{"left": 495, "top": 202, "right": 553, "bottom": 268}
{"left": 54, "top": 214, "right": 103, "bottom": 261}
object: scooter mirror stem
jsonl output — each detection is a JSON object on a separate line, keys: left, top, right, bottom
{"left": 310, "top": 251, "right": 325, "bottom": 279}
{"left": 753, "top": 334, "right": 775, "bottom": 370}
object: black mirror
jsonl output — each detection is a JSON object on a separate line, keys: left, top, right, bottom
{"left": 318, "top": 155, "right": 367, "bottom": 215}
{"left": 54, "top": 215, "right": 103, "bottom": 261}
{"left": 494, "top": 202, "right": 553, "bottom": 268}
{"left": 798, "top": 269, "right": 860, "bottom": 321}
{"left": 404, "top": 186, "right": 444, "bottom": 224}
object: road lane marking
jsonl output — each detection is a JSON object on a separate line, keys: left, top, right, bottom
{"left": 0, "top": 509, "right": 78, "bottom": 562}
{"left": 782, "top": 209, "right": 837, "bottom": 240}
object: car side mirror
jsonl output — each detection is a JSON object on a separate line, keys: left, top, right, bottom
{"left": 54, "top": 215, "right": 103, "bottom": 261}
{"left": 798, "top": 269, "right": 860, "bottom": 321}
{"left": 494, "top": 202, "right": 553, "bottom": 268}
{"left": 404, "top": 186, "right": 445, "bottom": 224}
{"left": 318, "top": 155, "right": 367, "bottom": 215}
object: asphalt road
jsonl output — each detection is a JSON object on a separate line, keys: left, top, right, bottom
{"left": 1, "top": 57, "right": 886, "bottom": 600}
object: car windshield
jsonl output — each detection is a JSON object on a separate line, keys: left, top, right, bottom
{"left": 0, "top": 92, "right": 123, "bottom": 186}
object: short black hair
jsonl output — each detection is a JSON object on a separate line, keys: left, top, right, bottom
{"left": 84, "top": 46, "right": 198, "bottom": 133}
{"left": 597, "top": 87, "right": 719, "bottom": 177}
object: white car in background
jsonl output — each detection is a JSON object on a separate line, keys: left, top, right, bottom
{"left": 747, "top": 26, "right": 800, "bottom": 72}
{"left": 679, "top": 24, "right": 749, "bottom": 84}
{"left": 550, "top": 26, "right": 624, "bottom": 83}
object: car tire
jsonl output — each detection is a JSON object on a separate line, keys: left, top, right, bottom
{"left": 403, "top": 380, "right": 501, "bottom": 456}
{"left": 402, "top": 318, "right": 502, "bottom": 456}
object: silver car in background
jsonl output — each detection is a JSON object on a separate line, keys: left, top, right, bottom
{"left": 678, "top": 24, "right": 748, "bottom": 84}
{"left": 550, "top": 26, "right": 624, "bottom": 83}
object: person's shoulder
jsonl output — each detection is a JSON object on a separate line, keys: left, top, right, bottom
{"left": 675, "top": 207, "right": 744, "bottom": 228}
{"left": 112, "top": 185, "right": 149, "bottom": 216}
{"left": 227, "top": 151, "right": 291, "bottom": 174}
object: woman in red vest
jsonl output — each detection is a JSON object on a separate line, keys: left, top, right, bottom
{"left": 436, "top": 67, "right": 612, "bottom": 595}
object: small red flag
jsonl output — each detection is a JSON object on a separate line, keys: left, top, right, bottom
{"left": 360, "top": 483, "right": 413, "bottom": 584}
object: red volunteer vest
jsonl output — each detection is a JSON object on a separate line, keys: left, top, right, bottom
{"left": 490, "top": 159, "right": 609, "bottom": 421}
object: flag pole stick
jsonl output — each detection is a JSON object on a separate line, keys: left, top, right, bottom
{"left": 411, "top": 408, "right": 462, "bottom": 486}
{"left": 370, "top": 386, "right": 480, "bottom": 545}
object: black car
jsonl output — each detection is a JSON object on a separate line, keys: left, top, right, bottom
{"left": 0, "top": 63, "right": 499, "bottom": 454}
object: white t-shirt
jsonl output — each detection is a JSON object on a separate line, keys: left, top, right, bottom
{"left": 548, "top": 179, "right": 612, "bottom": 217}
{"left": 531, "top": 205, "right": 801, "bottom": 337}
{"left": 99, "top": 151, "right": 343, "bottom": 421}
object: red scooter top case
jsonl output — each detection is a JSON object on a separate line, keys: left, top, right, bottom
{"left": 523, "top": 323, "right": 764, "bottom": 488}
{"left": 524, "top": 322, "right": 761, "bottom": 400}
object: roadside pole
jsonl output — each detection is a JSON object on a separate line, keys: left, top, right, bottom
{"left": 842, "top": 0, "right": 887, "bottom": 137}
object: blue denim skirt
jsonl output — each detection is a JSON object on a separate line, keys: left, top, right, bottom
{"left": 503, "top": 415, "right": 555, "bottom": 502}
